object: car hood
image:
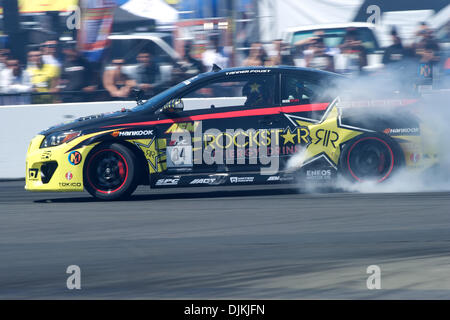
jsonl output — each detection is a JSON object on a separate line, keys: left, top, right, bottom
{"left": 39, "top": 109, "right": 140, "bottom": 136}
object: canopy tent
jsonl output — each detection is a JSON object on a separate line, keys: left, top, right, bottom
{"left": 262, "top": 0, "right": 448, "bottom": 43}
{"left": 353, "top": 0, "right": 449, "bottom": 22}
{"left": 260, "top": 0, "right": 363, "bottom": 41}
{"left": 353, "top": 0, "right": 450, "bottom": 46}
{"left": 112, "top": 6, "right": 155, "bottom": 32}
{"left": 119, "top": 0, "right": 178, "bottom": 25}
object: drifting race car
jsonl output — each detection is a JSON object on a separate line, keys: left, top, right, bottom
{"left": 25, "top": 66, "right": 438, "bottom": 200}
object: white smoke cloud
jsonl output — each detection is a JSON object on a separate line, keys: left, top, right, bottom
{"left": 286, "top": 68, "right": 450, "bottom": 194}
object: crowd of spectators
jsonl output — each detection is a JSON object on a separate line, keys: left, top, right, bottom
{"left": 0, "top": 21, "right": 447, "bottom": 105}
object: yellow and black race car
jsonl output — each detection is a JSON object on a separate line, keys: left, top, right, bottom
{"left": 25, "top": 66, "right": 438, "bottom": 200}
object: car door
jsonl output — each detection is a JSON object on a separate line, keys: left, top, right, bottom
{"left": 155, "top": 71, "right": 283, "bottom": 175}
{"left": 277, "top": 71, "right": 337, "bottom": 166}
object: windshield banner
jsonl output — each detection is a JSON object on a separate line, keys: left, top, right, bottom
{"left": 78, "top": 0, "right": 116, "bottom": 62}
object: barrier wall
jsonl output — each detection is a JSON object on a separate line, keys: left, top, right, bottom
{"left": 0, "top": 101, "right": 136, "bottom": 179}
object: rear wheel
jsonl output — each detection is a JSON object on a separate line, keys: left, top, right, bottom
{"left": 84, "top": 143, "right": 138, "bottom": 200}
{"left": 339, "top": 133, "right": 404, "bottom": 183}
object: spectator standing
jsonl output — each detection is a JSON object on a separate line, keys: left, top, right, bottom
{"left": 57, "top": 43, "right": 97, "bottom": 102}
{"left": 26, "top": 49, "right": 60, "bottom": 103}
{"left": 0, "top": 48, "right": 10, "bottom": 72}
{"left": 338, "top": 28, "right": 367, "bottom": 74}
{"left": 180, "top": 42, "right": 205, "bottom": 77}
{"left": 305, "top": 37, "right": 334, "bottom": 72}
{"left": 293, "top": 31, "right": 331, "bottom": 67}
{"left": 102, "top": 59, "right": 136, "bottom": 99}
{"left": 243, "top": 42, "right": 267, "bottom": 66}
{"left": 382, "top": 27, "right": 407, "bottom": 66}
{"left": 0, "top": 49, "right": 11, "bottom": 104}
{"left": 267, "top": 39, "right": 282, "bottom": 66}
{"left": 0, "top": 58, "right": 32, "bottom": 105}
{"left": 416, "top": 42, "right": 439, "bottom": 89}
{"left": 413, "top": 23, "right": 440, "bottom": 89}
{"left": 381, "top": 26, "right": 416, "bottom": 92}
{"left": 41, "top": 40, "right": 62, "bottom": 68}
{"left": 128, "top": 51, "right": 164, "bottom": 97}
{"left": 413, "top": 23, "right": 440, "bottom": 61}
{"left": 266, "top": 39, "right": 294, "bottom": 66}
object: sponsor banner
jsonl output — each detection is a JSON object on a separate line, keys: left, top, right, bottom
{"left": 202, "top": 127, "right": 309, "bottom": 150}
{"left": 305, "top": 169, "right": 332, "bottom": 180}
{"left": 165, "top": 122, "right": 200, "bottom": 134}
{"left": 18, "top": 0, "right": 78, "bottom": 13}
{"left": 78, "top": 0, "right": 116, "bottom": 62}
{"left": 167, "top": 146, "right": 192, "bottom": 168}
{"left": 383, "top": 128, "right": 420, "bottom": 136}
{"left": 266, "top": 175, "right": 295, "bottom": 182}
{"left": 41, "top": 150, "right": 52, "bottom": 160}
{"left": 28, "top": 168, "right": 39, "bottom": 181}
{"left": 65, "top": 171, "right": 73, "bottom": 181}
{"left": 112, "top": 129, "right": 154, "bottom": 137}
{"left": 155, "top": 178, "right": 179, "bottom": 186}
{"left": 189, "top": 178, "right": 216, "bottom": 185}
{"left": 59, "top": 182, "right": 82, "bottom": 187}
{"left": 68, "top": 151, "right": 82, "bottom": 165}
{"left": 410, "top": 153, "right": 421, "bottom": 163}
{"left": 230, "top": 176, "right": 254, "bottom": 184}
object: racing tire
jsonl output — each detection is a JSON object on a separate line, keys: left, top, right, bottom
{"left": 339, "top": 133, "right": 404, "bottom": 183}
{"left": 84, "top": 143, "right": 138, "bottom": 200}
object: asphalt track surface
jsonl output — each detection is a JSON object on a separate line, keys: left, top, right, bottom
{"left": 1, "top": 180, "right": 450, "bottom": 299}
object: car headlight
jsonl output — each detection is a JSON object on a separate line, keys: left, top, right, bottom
{"left": 40, "top": 131, "right": 81, "bottom": 148}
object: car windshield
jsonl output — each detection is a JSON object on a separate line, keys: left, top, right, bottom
{"left": 132, "top": 75, "right": 202, "bottom": 112}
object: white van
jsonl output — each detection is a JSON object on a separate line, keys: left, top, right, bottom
{"left": 106, "top": 32, "right": 182, "bottom": 85}
{"left": 284, "top": 22, "right": 384, "bottom": 72}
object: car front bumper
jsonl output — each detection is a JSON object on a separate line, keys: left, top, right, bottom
{"left": 25, "top": 134, "right": 98, "bottom": 192}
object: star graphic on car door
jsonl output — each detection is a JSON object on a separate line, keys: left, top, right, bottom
{"left": 284, "top": 98, "right": 373, "bottom": 167}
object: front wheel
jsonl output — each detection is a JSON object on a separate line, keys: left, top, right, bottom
{"left": 339, "top": 133, "right": 404, "bottom": 183}
{"left": 84, "top": 143, "right": 138, "bottom": 200}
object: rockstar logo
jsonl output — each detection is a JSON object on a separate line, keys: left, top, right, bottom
{"left": 281, "top": 128, "right": 296, "bottom": 144}
{"left": 284, "top": 98, "right": 373, "bottom": 167}
{"left": 133, "top": 137, "right": 161, "bottom": 173}
{"left": 250, "top": 83, "right": 260, "bottom": 93}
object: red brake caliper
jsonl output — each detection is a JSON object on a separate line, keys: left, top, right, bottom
{"left": 118, "top": 160, "right": 125, "bottom": 179}
{"left": 378, "top": 152, "right": 385, "bottom": 173}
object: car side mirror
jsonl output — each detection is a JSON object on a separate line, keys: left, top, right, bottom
{"left": 161, "top": 99, "right": 184, "bottom": 114}
{"left": 132, "top": 88, "right": 145, "bottom": 105}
